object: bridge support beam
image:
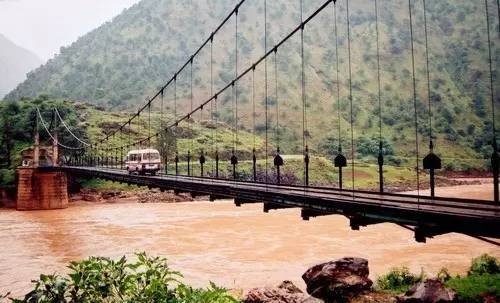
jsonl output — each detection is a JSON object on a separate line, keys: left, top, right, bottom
{"left": 301, "top": 209, "right": 334, "bottom": 221}
{"left": 16, "top": 168, "right": 68, "bottom": 210}
{"left": 190, "top": 192, "right": 207, "bottom": 198}
{"left": 234, "top": 197, "right": 261, "bottom": 207}
{"left": 209, "top": 194, "right": 227, "bottom": 202}
{"left": 414, "top": 226, "right": 450, "bottom": 243}
{"left": 349, "top": 216, "right": 384, "bottom": 231}
{"left": 263, "top": 202, "right": 295, "bottom": 213}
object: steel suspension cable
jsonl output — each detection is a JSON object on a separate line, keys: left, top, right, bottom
{"left": 485, "top": 0, "right": 498, "bottom": 148}
{"left": 264, "top": 0, "right": 269, "bottom": 183}
{"left": 139, "top": 105, "right": 142, "bottom": 149}
{"left": 128, "top": 118, "right": 131, "bottom": 149}
{"left": 423, "top": 0, "right": 433, "bottom": 149}
{"left": 199, "top": 74, "right": 205, "bottom": 177}
{"left": 235, "top": 8, "right": 239, "bottom": 154}
{"left": 252, "top": 66, "right": 257, "bottom": 182}
{"left": 148, "top": 102, "right": 151, "bottom": 146}
{"left": 231, "top": 7, "right": 239, "bottom": 180}
{"left": 497, "top": 0, "right": 500, "bottom": 37}
{"left": 189, "top": 60, "right": 193, "bottom": 177}
{"left": 36, "top": 108, "right": 82, "bottom": 150}
{"left": 346, "top": 0, "right": 355, "bottom": 193}
{"left": 274, "top": 49, "right": 280, "bottom": 152}
{"left": 485, "top": 0, "right": 499, "bottom": 203}
{"left": 231, "top": 82, "right": 237, "bottom": 179}
{"left": 374, "top": 0, "right": 384, "bottom": 193}
{"left": 421, "top": 0, "right": 442, "bottom": 198}
{"left": 54, "top": 108, "right": 90, "bottom": 146}
{"left": 210, "top": 35, "right": 215, "bottom": 177}
{"left": 333, "top": 1, "right": 346, "bottom": 190}
{"left": 274, "top": 48, "right": 284, "bottom": 184}
{"left": 161, "top": 88, "right": 166, "bottom": 173}
{"left": 333, "top": 2, "right": 340, "bottom": 138}
{"left": 174, "top": 75, "right": 179, "bottom": 176}
{"left": 300, "top": 0, "right": 309, "bottom": 187}
{"left": 161, "top": 89, "right": 164, "bottom": 132}
{"left": 408, "top": 0, "right": 421, "bottom": 197}
{"left": 215, "top": 93, "right": 219, "bottom": 178}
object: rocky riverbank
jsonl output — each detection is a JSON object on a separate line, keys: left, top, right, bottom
{"left": 4, "top": 254, "right": 497, "bottom": 303}
{"left": 72, "top": 188, "right": 202, "bottom": 204}
{"left": 242, "top": 255, "right": 499, "bottom": 303}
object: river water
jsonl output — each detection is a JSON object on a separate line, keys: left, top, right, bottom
{"left": 0, "top": 183, "right": 498, "bottom": 298}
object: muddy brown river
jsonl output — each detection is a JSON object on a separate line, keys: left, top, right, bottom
{"left": 0, "top": 183, "right": 499, "bottom": 298}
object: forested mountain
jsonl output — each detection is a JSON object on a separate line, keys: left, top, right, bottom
{"left": 3, "top": 0, "right": 499, "bottom": 170}
{"left": 0, "top": 34, "right": 42, "bottom": 99}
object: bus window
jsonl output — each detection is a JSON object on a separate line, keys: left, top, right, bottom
{"left": 143, "top": 153, "right": 160, "bottom": 161}
{"left": 129, "top": 154, "right": 139, "bottom": 161}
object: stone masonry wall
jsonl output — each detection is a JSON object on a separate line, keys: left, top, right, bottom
{"left": 16, "top": 168, "right": 68, "bottom": 210}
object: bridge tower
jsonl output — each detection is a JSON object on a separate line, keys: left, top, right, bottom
{"left": 15, "top": 111, "right": 68, "bottom": 210}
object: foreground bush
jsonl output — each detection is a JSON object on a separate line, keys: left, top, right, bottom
{"left": 375, "top": 266, "right": 425, "bottom": 293}
{"left": 446, "top": 273, "right": 500, "bottom": 303}
{"left": 5, "top": 253, "right": 239, "bottom": 303}
{"left": 444, "top": 254, "right": 500, "bottom": 303}
{"left": 467, "top": 254, "right": 500, "bottom": 276}
{"left": 376, "top": 254, "right": 500, "bottom": 302}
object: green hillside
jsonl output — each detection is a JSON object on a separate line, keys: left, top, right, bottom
{"left": 2, "top": 0, "right": 499, "bottom": 176}
{"left": 0, "top": 97, "right": 421, "bottom": 192}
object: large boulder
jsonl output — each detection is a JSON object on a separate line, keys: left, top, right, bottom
{"left": 243, "top": 281, "right": 322, "bottom": 303}
{"left": 302, "top": 257, "right": 373, "bottom": 302}
{"left": 397, "top": 279, "right": 457, "bottom": 303}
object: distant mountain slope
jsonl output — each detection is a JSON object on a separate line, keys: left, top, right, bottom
{"left": 4, "top": 0, "right": 234, "bottom": 107}
{"left": 0, "top": 34, "right": 42, "bottom": 99}
{"left": 3, "top": 0, "right": 498, "bottom": 166}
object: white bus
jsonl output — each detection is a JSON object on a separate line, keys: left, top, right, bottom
{"left": 125, "top": 149, "right": 161, "bottom": 175}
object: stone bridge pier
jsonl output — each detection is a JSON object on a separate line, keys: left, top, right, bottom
{"left": 16, "top": 168, "right": 68, "bottom": 210}
{"left": 15, "top": 126, "right": 68, "bottom": 210}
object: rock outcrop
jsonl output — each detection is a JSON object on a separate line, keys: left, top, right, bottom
{"left": 243, "top": 281, "right": 322, "bottom": 303}
{"left": 397, "top": 279, "right": 457, "bottom": 303}
{"left": 302, "top": 257, "right": 373, "bottom": 302}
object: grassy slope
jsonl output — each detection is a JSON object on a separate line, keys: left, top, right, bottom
{"left": 79, "top": 103, "right": 420, "bottom": 190}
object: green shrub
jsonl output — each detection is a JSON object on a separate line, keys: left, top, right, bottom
{"left": 79, "top": 178, "right": 141, "bottom": 192}
{"left": 437, "top": 267, "right": 451, "bottom": 283}
{"left": 468, "top": 254, "right": 500, "bottom": 276}
{"left": 8, "top": 253, "right": 239, "bottom": 303}
{"left": 446, "top": 274, "right": 500, "bottom": 303}
{"left": 176, "top": 283, "right": 239, "bottom": 303}
{"left": 375, "top": 267, "right": 425, "bottom": 293}
{"left": 442, "top": 255, "right": 500, "bottom": 302}
{"left": 0, "top": 169, "right": 15, "bottom": 186}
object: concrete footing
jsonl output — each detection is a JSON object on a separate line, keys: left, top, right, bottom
{"left": 16, "top": 168, "right": 68, "bottom": 210}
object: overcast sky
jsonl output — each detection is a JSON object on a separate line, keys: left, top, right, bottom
{"left": 0, "top": 0, "right": 140, "bottom": 61}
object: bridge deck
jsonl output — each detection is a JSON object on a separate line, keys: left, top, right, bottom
{"left": 61, "top": 166, "right": 500, "bottom": 242}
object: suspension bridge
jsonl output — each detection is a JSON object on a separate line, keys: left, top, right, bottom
{"left": 23, "top": 0, "right": 500, "bottom": 243}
